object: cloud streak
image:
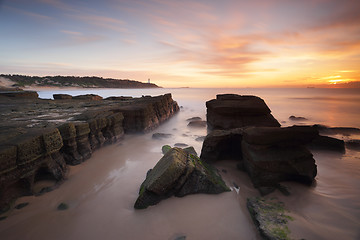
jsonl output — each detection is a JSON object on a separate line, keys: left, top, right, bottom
{"left": 3, "top": 5, "right": 52, "bottom": 20}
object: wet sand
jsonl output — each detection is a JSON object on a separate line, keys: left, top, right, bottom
{"left": 2, "top": 137, "right": 359, "bottom": 239}
{"left": 0, "top": 134, "right": 260, "bottom": 240}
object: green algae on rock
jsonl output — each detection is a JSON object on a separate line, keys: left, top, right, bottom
{"left": 134, "top": 147, "right": 230, "bottom": 209}
{"left": 161, "top": 145, "right": 172, "bottom": 155}
{"left": 247, "top": 197, "right": 293, "bottom": 240}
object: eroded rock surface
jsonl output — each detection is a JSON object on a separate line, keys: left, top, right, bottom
{"left": 0, "top": 92, "right": 179, "bottom": 211}
{"left": 134, "top": 147, "right": 230, "bottom": 209}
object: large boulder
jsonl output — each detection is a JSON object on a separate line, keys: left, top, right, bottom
{"left": 242, "top": 126, "right": 317, "bottom": 190}
{"left": 134, "top": 147, "right": 230, "bottom": 209}
{"left": 53, "top": 94, "right": 72, "bottom": 100}
{"left": 206, "top": 94, "right": 280, "bottom": 130}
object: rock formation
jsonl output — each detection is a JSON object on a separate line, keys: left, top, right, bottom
{"left": 0, "top": 90, "right": 38, "bottom": 99}
{"left": 134, "top": 147, "right": 230, "bottom": 209}
{"left": 0, "top": 92, "right": 179, "bottom": 211}
{"left": 187, "top": 120, "right": 207, "bottom": 128}
{"left": 200, "top": 128, "right": 243, "bottom": 163}
{"left": 247, "top": 197, "right": 293, "bottom": 240}
{"left": 200, "top": 126, "right": 318, "bottom": 193}
{"left": 309, "top": 135, "right": 345, "bottom": 152}
{"left": 206, "top": 94, "right": 280, "bottom": 130}
{"left": 0, "top": 128, "right": 67, "bottom": 211}
{"left": 241, "top": 126, "right": 318, "bottom": 190}
{"left": 117, "top": 94, "right": 179, "bottom": 133}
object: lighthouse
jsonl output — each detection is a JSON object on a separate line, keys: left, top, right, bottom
{"left": 148, "top": 78, "right": 150, "bottom": 84}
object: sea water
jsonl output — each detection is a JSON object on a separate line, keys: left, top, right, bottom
{"left": 0, "top": 88, "right": 359, "bottom": 240}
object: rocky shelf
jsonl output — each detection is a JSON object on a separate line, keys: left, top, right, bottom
{"left": 0, "top": 91, "right": 179, "bottom": 211}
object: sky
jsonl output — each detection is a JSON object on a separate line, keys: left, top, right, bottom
{"left": 0, "top": 0, "right": 359, "bottom": 88}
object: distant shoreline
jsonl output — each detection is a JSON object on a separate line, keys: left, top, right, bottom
{"left": 0, "top": 74, "right": 160, "bottom": 89}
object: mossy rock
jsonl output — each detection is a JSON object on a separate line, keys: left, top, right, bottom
{"left": 135, "top": 147, "right": 230, "bottom": 209}
{"left": 183, "top": 146, "right": 197, "bottom": 156}
{"left": 162, "top": 145, "right": 172, "bottom": 154}
{"left": 247, "top": 197, "right": 293, "bottom": 240}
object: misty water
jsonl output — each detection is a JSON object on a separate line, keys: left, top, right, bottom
{"left": 1, "top": 88, "right": 359, "bottom": 240}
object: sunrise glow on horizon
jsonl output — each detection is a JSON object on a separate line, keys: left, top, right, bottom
{"left": 0, "top": 0, "right": 359, "bottom": 88}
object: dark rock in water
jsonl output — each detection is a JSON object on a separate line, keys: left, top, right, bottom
{"left": 0, "top": 216, "right": 7, "bottom": 221}
{"left": 174, "top": 235, "right": 186, "bottom": 240}
{"left": 186, "top": 117, "right": 202, "bottom": 121}
{"left": 247, "top": 197, "right": 293, "bottom": 240}
{"left": 15, "top": 202, "right": 29, "bottom": 209}
{"left": 242, "top": 126, "right": 317, "bottom": 189}
{"left": 313, "top": 125, "right": 360, "bottom": 136}
{"left": 309, "top": 135, "right": 345, "bottom": 152}
{"left": 206, "top": 94, "right": 280, "bottom": 130}
{"left": 195, "top": 136, "right": 206, "bottom": 142}
{"left": 162, "top": 145, "right": 172, "bottom": 154}
{"left": 345, "top": 140, "right": 360, "bottom": 151}
{"left": 174, "top": 143, "right": 188, "bottom": 148}
{"left": 200, "top": 128, "right": 243, "bottom": 163}
{"left": 187, "top": 120, "right": 207, "bottom": 128}
{"left": 57, "top": 202, "right": 69, "bottom": 211}
{"left": 73, "top": 94, "right": 103, "bottom": 101}
{"left": 152, "top": 133, "right": 172, "bottom": 139}
{"left": 35, "top": 186, "right": 55, "bottom": 196}
{"left": 134, "top": 148, "right": 230, "bottom": 209}
{"left": 105, "top": 96, "right": 132, "bottom": 101}
{"left": 53, "top": 94, "right": 72, "bottom": 100}
{"left": 289, "top": 115, "right": 307, "bottom": 121}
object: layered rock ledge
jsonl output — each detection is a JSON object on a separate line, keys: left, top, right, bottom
{"left": 206, "top": 94, "right": 280, "bottom": 130}
{"left": 0, "top": 92, "right": 179, "bottom": 211}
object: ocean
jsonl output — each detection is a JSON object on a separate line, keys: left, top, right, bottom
{"left": 1, "top": 88, "right": 359, "bottom": 240}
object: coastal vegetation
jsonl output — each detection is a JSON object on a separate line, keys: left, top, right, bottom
{"left": 0, "top": 74, "right": 159, "bottom": 88}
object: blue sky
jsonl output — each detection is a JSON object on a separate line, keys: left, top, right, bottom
{"left": 1, "top": 0, "right": 359, "bottom": 87}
